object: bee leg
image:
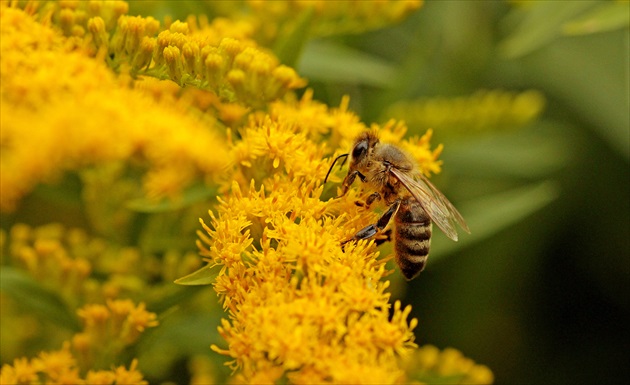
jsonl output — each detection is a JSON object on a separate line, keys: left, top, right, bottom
{"left": 338, "top": 171, "right": 367, "bottom": 198}
{"left": 354, "top": 192, "right": 381, "bottom": 208}
{"left": 374, "top": 229, "right": 392, "bottom": 246}
{"left": 341, "top": 199, "right": 401, "bottom": 247}
{"left": 365, "top": 192, "right": 381, "bottom": 207}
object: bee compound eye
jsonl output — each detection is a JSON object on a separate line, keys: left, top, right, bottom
{"left": 352, "top": 140, "right": 369, "bottom": 160}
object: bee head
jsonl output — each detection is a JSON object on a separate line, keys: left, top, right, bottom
{"left": 349, "top": 131, "right": 379, "bottom": 170}
{"left": 323, "top": 131, "right": 380, "bottom": 184}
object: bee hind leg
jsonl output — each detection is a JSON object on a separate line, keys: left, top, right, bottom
{"left": 374, "top": 229, "right": 392, "bottom": 246}
{"left": 341, "top": 199, "right": 400, "bottom": 247}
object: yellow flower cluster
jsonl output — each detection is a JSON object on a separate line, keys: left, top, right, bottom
{"left": 4, "top": 223, "right": 92, "bottom": 308}
{"left": 0, "top": 222, "right": 187, "bottom": 384}
{"left": 153, "top": 30, "right": 306, "bottom": 107}
{"left": 48, "top": 0, "right": 306, "bottom": 106}
{"left": 73, "top": 299, "right": 158, "bottom": 369}
{"left": 0, "top": 4, "right": 230, "bottom": 211}
{"left": 53, "top": 0, "right": 129, "bottom": 39}
{"left": 403, "top": 345, "right": 495, "bottom": 384}
{"left": 385, "top": 89, "right": 546, "bottom": 137}
{"left": 212, "top": 0, "right": 424, "bottom": 43}
{"left": 0, "top": 220, "right": 158, "bottom": 383}
{"left": 1, "top": 222, "right": 202, "bottom": 309}
{"left": 195, "top": 94, "right": 449, "bottom": 382}
{"left": 0, "top": 345, "right": 147, "bottom": 385}
{"left": 1, "top": 224, "right": 159, "bottom": 382}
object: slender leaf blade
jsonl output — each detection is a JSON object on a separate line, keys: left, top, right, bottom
{"left": 0, "top": 267, "right": 80, "bottom": 331}
{"left": 126, "top": 184, "right": 217, "bottom": 213}
{"left": 499, "top": 1, "right": 598, "bottom": 58}
{"left": 273, "top": 7, "right": 314, "bottom": 67}
{"left": 298, "top": 40, "right": 397, "bottom": 87}
{"left": 563, "top": 2, "right": 630, "bottom": 36}
{"left": 430, "top": 181, "right": 561, "bottom": 261}
{"left": 174, "top": 263, "right": 220, "bottom": 286}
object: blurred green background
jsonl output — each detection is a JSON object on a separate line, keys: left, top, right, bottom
{"left": 128, "top": 0, "right": 629, "bottom": 383}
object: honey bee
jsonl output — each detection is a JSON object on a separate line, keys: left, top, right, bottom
{"left": 325, "top": 131, "right": 470, "bottom": 280}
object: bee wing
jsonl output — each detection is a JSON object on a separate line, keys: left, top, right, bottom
{"left": 416, "top": 172, "right": 470, "bottom": 234}
{"left": 389, "top": 167, "right": 470, "bottom": 241}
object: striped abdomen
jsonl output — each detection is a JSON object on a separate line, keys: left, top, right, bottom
{"left": 394, "top": 196, "right": 432, "bottom": 280}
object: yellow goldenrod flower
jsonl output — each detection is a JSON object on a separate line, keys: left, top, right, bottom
{"left": 185, "top": 14, "right": 256, "bottom": 44}
{"left": 97, "top": 12, "right": 305, "bottom": 106}
{"left": 73, "top": 300, "right": 157, "bottom": 370}
{"left": 84, "top": 370, "right": 117, "bottom": 385}
{"left": 86, "top": 358, "right": 147, "bottom": 385}
{"left": 187, "top": 76, "right": 479, "bottom": 380}
{"left": 111, "top": 359, "right": 147, "bottom": 385}
{"left": 403, "top": 344, "right": 495, "bottom": 384}
{"left": 196, "top": 109, "right": 449, "bottom": 382}
{"left": 385, "top": 89, "right": 546, "bottom": 137}
{"left": 0, "top": 344, "right": 148, "bottom": 385}
{"left": 109, "top": 14, "right": 161, "bottom": 66}
{"left": 0, "top": 357, "right": 40, "bottom": 385}
{"left": 35, "top": 345, "right": 82, "bottom": 384}
{"left": 215, "top": 0, "right": 423, "bottom": 44}
{"left": 5, "top": 223, "right": 104, "bottom": 305}
{"left": 267, "top": 91, "right": 367, "bottom": 149}
{"left": 2, "top": 221, "right": 202, "bottom": 332}
{"left": 266, "top": 92, "right": 442, "bottom": 179}
{"left": 6, "top": 223, "right": 92, "bottom": 308}
{"left": 0, "top": 4, "right": 230, "bottom": 212}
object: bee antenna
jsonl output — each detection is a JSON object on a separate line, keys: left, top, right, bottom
{"left": 324, "top": 153, "right": 349, "bottom": 183}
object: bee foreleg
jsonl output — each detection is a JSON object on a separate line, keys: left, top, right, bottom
{"left": 341, "top": 199, "right": 401, "bottom": 247}
{"left": 338, "top": 170, "right": 366, "bottom": 198}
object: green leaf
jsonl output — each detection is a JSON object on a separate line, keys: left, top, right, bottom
{"left": 499, "top": 1, "right": 598, "bottom": 58}
{"left": 563, "top": 2, "right": 630, "bottom": 36}
{"left": 273, "top": 7, "right": 314, "bottom": 67}
{"left": 174, "top": 263, "right": 220, "bottom": 286}
{"left": 298, "top": 40, "right": 397, "bottom": 87}
{"left": 126, "top": 184, "right": 218, "bottom": 213}
{"left": 136, "top": 310, "right": 225, "bottom": 380}
{"left": 430, "top": 181, "right": 560, "bottom": 261}
{"left": 0, "top": 267, "right": 80, "bottom": 331}
{"left": 441, "top": 123, "right": 573, "bottom": 179}
{"left": 145, "top": 285, "right": 206, "bottom": 314}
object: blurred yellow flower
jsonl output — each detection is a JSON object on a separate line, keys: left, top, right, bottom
{"left": 74, "top": 300, "right": 158, "bottom": 368}
{"left": 404, "top": 344, "right": 495, "bottom": 384}
{"left": 0, "top": 4, "right": 230, "bottom": 211}
{"left": 385, "top": 89, "right": 546, "bottom": 137}
{"left": 0, "top": 298, "right": 156, "bottom": 383}
{"left": 209, "top": 0, "right": 424, "bottom": 44}
{"left": 2, "top": 222, "right": 202, "bottom": 312}
{"left": 0, "top": 344, "right": 148, "bottom": 385}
